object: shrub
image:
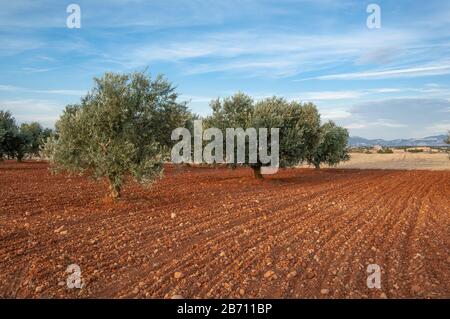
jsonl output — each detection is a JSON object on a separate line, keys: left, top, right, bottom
{"left": 406, "top": 148, "right": 423, "bottom": 153}
{"left": 377, "top": 148, "right": 394, "bottom": 154}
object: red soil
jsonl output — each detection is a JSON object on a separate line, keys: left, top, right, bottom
{"left": 0, "top": 161, "right": 449, "bottom": 298}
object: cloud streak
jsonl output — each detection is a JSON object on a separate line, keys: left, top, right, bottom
{"left": 0, "top": 84, "right": 86, "bottom": 96}
{"left": 309, "top": 63, "right": 450, "bottom": 80}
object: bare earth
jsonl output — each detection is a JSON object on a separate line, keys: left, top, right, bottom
{"left": 0, "top": 161, "right": 449, "bottom": 299}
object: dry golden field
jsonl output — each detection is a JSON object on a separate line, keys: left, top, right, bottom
{"left": 330, "top": 152, "right": 450, "bottom": 170}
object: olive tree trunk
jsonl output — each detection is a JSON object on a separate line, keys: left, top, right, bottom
{"left": 252, "top": 165, "right": 263, "bottom": 179}
{"left": 108, "top": 178, "right": 121, "bottom": 199}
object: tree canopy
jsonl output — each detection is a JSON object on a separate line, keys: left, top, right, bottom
{"left": 306, "top": 121, "right": 350, "bottom": 169}
{"left": 0, "top": 111, "right": 50, "bottom": 161}
{"left": 205, "top": 93, "right": 324, "bottom": 178}
{"left": 45, "top": 71, "right": 190, "bottom": 199}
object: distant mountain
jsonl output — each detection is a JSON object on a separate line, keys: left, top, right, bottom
{"left": 349, "top": 134, "right": 449, "bottom": 147}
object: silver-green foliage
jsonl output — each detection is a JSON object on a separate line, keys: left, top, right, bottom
{"left": 307, "top": 121, "right": 350, "bottom": 169}
{"left": 0, "top": 110, "right": 16, "bottom": 160}
{"left": 0, "top": 110, "right": 35, "bottom": 161}
{"left": 205, "top": 93, "right": 322, "bottom": 178}
{"left": 252, "top": 97, "right": 321, "bottom": 168}
{"left": 45, "top": 71, "right": 189, "bottom": 198}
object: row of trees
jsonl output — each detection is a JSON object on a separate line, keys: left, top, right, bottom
{"left": 204, "top": 92, "right": 349, "bottom": 177}
{"left": 3, "top": 71, "right": 349, "bottom": 199}
{"left": 0, "top": 111, "right": 52, "bottom": 161}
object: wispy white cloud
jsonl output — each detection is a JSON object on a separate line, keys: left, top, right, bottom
{"left": 0, "top": 99, "right": 62, "bottom": 127}
{"left": 301, "top": 91, "right": 363, "bottom": 100}
{"left": 321, "top": 109, "right": 352, "bottom": 119}
{"left": 0, "top": 84, "right": 86, "bottom": 96}
{"left": 114, "top": 28, "right": 430, "bottom": 77}
{"left": 308, "top": 63, "right": 450, "bottom": 80}
{"left": 21, "top": 67, "right": 53, "bottom": 73}
{"left": 180, "top": 95, "right": 213, "bottom": 103}
{"left": 343, "top": 119, "right": 407, "bottom": 130}
{"left": 0, "top": 98, "right": 59, "bottom": 112}
{"left": 425, "top": 121, "right": 450, "bottom": 133}
{"left": 337, "top": 98, "right": 450, "bottom": 139}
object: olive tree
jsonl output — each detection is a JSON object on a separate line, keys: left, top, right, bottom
{"left": 205, "top": 94, "right": 321, "bottom": 179}
{"left": 0, "top": 110, "right": 16, "bottom": 160}
{"left": 206, "top": 92, "right": 253, "bottom": 130}
{"left": 19, "top": 122, "right": 52, "bottom": 158}
{"left": 307, "top": 121, "right": 350, "bottom": 169}
{"left": 204, "top": 92, "right": 254, "bottom": 168}
{"left": 45, "top": 71, "right": 189, "bottom": 199}
{"left": 251, "top": 97, "right": 321, "bottom": 178}
{"left": 0, "top": 110, "right": 30, "bottom": 161}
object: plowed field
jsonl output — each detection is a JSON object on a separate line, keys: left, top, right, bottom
{"left": 0, "top": 161, "right": 449, "bottom": 298}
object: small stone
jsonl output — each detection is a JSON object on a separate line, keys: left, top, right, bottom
{"left": 35, "top": 285, "right": 43, "bottom": 293}
{"left": 239, "top": 288, "right": 245, "bottom": 295}
{"left": 380, "top": 292, "right": 388, "bottom": 299}
{"left": 171, "top": 294, "right": 184, "bottom": 299}
{"left": 264, "top": 270, "right": 275, "bottom": 278}
{"left": 411, "top": 285, "right": 422, "bottom": 294}
{"left": 174, "top": 272, "right": 183, "bottom": 279}
{"left": 219, "top": 251, "right": 226, "bottom": 257}
{"left": 320, "top": 288, "right": 329, "bottom": 295}
{"left": 133, "top": 287, "right": 139, "bottom": 294}
{"left": 306, "top": 272, "right": 316, "bottom": 279}
{"left": 59, "top": 230, "right": 68, "bottom": 235}
{"left": 287, "top": 271, "right": 297, "bottom": 278}
{"left": 54, "top": 226, "right": 64, "bottom": 233}
{"left": 170, "top": 213, "right": 176, "bottom": 219}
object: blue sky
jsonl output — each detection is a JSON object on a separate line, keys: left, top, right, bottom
{"left": 0, "top": 0, "right": 449, "bottom": 139}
